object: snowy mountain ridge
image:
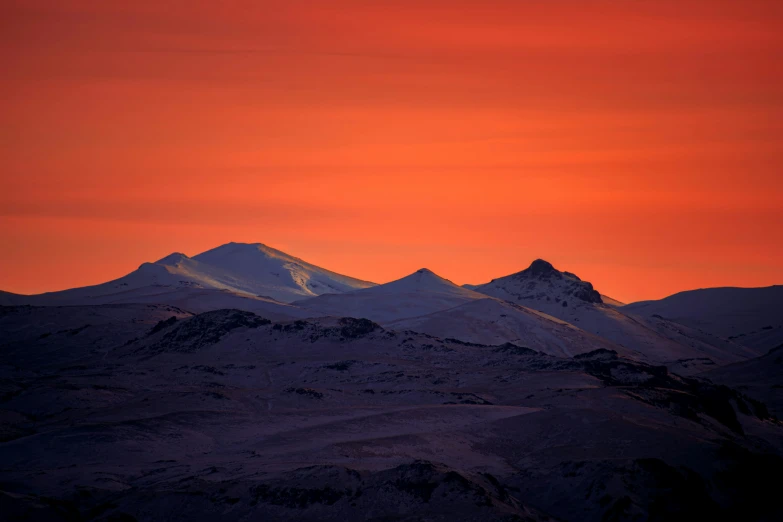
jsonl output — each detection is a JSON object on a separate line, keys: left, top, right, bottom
{"left": 293, "top": 267, "right": 487, "bottom": 323}
{"left": 467, "top": 259, "right": 763, "bottom": 371}
{"left": 0, "top": 246, "right": 774, "bottom": 371}
{"left": 1, "top": 242, "right": 375, "bottom": 306}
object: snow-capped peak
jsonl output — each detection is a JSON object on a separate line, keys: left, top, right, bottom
{"left": 471, "top": 259, "right": 603, "bottom": 305}
{"left": 154, "top": 252, "right": 190, "bottom": 266}
{"left": 373, "top": 268, "right": 474, "bottom": 296}
{"left": 293, "top": 267, "right": 485, "bottom": 323}
{"left": 194, "top": 242, "right": 292, "bottom": 262}
{"left": 14, "top": 242, "right": 376, "bottom": 305}
{"left": 176, "top": 242, "right": 376, "bottom": 302}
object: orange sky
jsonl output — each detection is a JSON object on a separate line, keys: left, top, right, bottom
{"left": 1, "top": 0, "right": 782, "bottom": 303}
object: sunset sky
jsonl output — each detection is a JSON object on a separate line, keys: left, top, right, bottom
{"left": 2, "top": 0, "right": 782, "bottom": 303}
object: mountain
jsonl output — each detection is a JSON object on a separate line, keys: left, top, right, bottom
{"left": 0, "top": 242, "right": 374, "bottom": 314}
{"left": 294, "top": 268, "right": 486, "bottom": 323}
{"left": 464, "top": 259, "right": 605, "bottom": 305}
{"left": 189, "top": 242, "right": 376, "bottom": 301}
{"left": 467, "top": 260, "right": 762, "bottom": 371}
{"left": 388, "top": 297, "right": 639, "bottom": 359}
{"left": 623, "top": 286, "right": 783, "bottom": 353}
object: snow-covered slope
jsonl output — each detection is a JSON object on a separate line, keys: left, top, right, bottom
{"left": 1, "top": 242, "right": 374, "bottom": 312}
{"left": 294, "top": 268, "right": 486, "bottom": 323}
{"left": 95, "top": 286, "right": 311, "bottom": 320}
{"left": 703, "top": 344, "right": 783, "bottom": 417}
{"left": 389, "top": 297, "right": 638, "bottom": 359}
{"left": 600, "top": 294, "right": 625, "bottom": 307}
{"left": 190, "top": 242, "right": 376, "bottom": 301}
{"left": 468, "top": 260, "right": 762, "bottom": 371}
{"left": 624, "top": 286, "right": 783, "bottom": 353}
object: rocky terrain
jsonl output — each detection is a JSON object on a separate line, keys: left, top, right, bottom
{"left": 1, "top": 305, "right": 782, "bottom": 521}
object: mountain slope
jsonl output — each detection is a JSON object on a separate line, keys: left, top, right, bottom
{"left": 703, "top": 344, "right": 783, "bottom": 417}
{"left": 600, "top": 294, "right": 625, "bottom": 307}
{"left": 624, "top": 286, "right": 783, "bottom": 353}
{"left": 294, "top": 268, "right": 486, "bottom": 323}
{"left": 0, "top": 291, "right": 24, "bottom": 306}
{"left": 0, "top": 242, "right": 374, "bottom": 311}
{"left": 190, "top": 242, "right": 375, "bottom": 301}
{"left": 468, "top": 260, "right": 762, "bottom": 371}
{"left": 388, "top": 297, "right": 638, "bottom": 359}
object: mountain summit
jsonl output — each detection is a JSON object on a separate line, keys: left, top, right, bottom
{"left": 369, "top": 268, "right": 468, "bottom": 295}
{"left": 185, "top": 242, "right": 376, "bottom": 301}
{"left": 132, "top": 241, "right": 376, "bottom": 303}
{"left": 525, "top": 259, "right": 557, "bottom": 276}
{"left": 294, "top": 267, "right": 485, "bottom": 323}
{"left": 1, "top": 242, "right": 375, "bottom": 306}
{"left": 468, "top": 259, "right": 603, "bottom": 306}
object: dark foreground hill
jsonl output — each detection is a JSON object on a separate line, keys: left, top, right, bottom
{"left": 1, "top": 305, "right": 782, "bottom": 521}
